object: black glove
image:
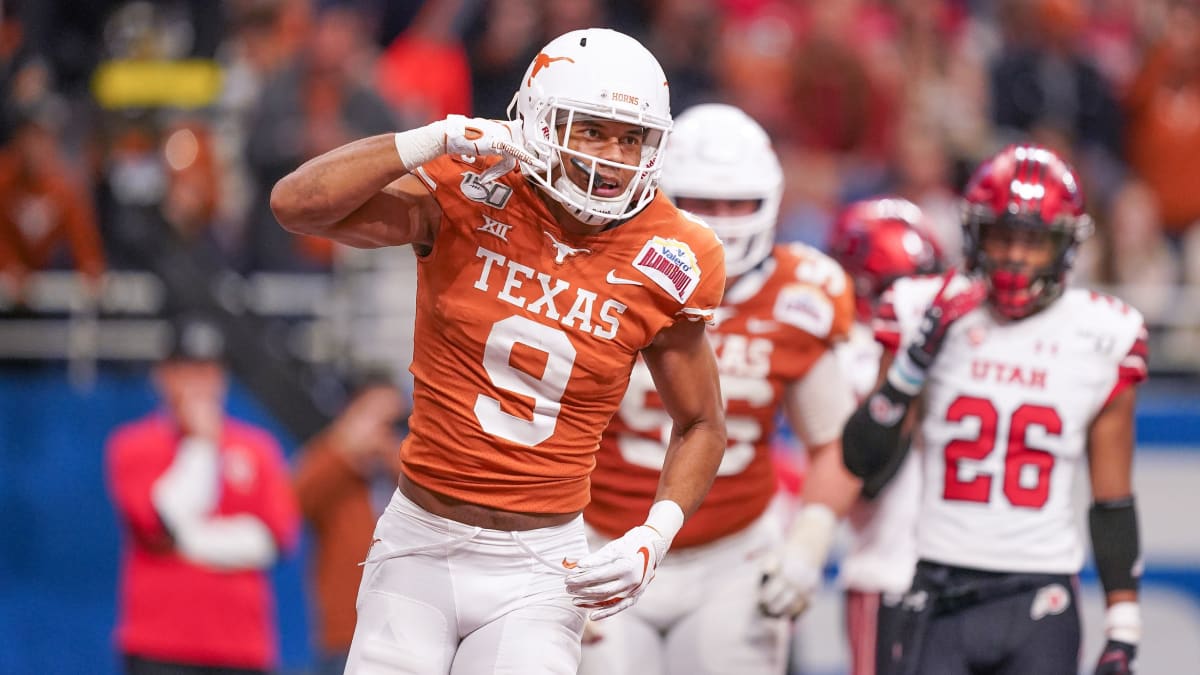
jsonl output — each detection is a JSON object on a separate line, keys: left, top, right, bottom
{"left": 887, "top": 269, "right": 985, "bottom": 395}
{"left": 1093, "top": 640, "right": 1136, "bottom": 675}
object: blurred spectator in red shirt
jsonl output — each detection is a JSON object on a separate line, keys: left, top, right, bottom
{"left": 376, "top": 0, "right": 472, "bottom": 125}
{"left": 294, "top": 373, "right": 406, "bottom": 675}
{"left": 0, "top": 104, "right": 105, "bottom": 306}
{"left": 105, "top": 313, "right": 300, "bottom": 675}
{"left": 787, "top": 0, "right": 901, "bottom": 157}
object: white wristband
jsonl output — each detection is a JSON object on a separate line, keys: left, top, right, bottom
{"left": 644, "top": 500, "right": 685, "bottom": 543}
{"left": 394, "top": 120, "right": 447, "bottom": 172}
{"left": 1105, "top": 601, "right": 1141, "bottom": 644}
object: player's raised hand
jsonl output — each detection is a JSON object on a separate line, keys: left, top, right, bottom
{"left": 443, "top": 115, "right": 547, "bottom": 181}
{"left": 889, "top": 268, "right": 985, "bottom": 395}
{"left": 1094, "top": 640, "right": 1136, "bottom": 675}
{"left": 564, "top": 524, "right": 668, "bottom": 620}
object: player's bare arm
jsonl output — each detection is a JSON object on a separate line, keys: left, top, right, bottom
{"left": 1087, "top": 384, "right": 1143, "bottom": 672}
{"left": 781, "top": 354, "right": 861, "bottom": 515}
{"left": 1088, "top": 386, "right": 1137, "bottom": 523}
{"left": 270, "top": 135, "right": 440, "bottom": 248}
{"left": 641, "top": 318, "right": 727, "bottom": 518}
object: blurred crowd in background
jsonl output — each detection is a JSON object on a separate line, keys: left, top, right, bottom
{"left": 3, "top": 0, "right": 1200, "bottom": 369}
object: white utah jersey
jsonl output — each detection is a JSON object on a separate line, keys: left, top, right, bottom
{"left": 881, "top": 276, "right": 1148, "bottom": 574}
{"left": 835, "top": 322, "right": 921, "bottom": 594}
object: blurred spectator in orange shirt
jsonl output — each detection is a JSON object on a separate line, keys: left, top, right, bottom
{"left": 1124, "top": 0, "right": 1200, "bottom": 240}
{"left": 294, "top": 374, "right": 406, "bottom": 675}
{"left": 0, "top": 105, "right": 104, "bottom": 305}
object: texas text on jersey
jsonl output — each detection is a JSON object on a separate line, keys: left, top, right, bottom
{"left": 588, "top": 242, "right": 854, "bottom": 548}
{"left": 878, "top": 275, "right": 1148, "bottom": 573}
{"left": 400, "top": 153, "right": 726, "bottom": 515}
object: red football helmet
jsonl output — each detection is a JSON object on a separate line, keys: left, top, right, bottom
{"left": 829, "top": 197, "right": 943, "bottom": 322}
{"left": 961, "top": 144, "right": 1093, "bottom": 319}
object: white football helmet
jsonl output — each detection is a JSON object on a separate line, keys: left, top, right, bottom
{"left": 510, "top": 28, "right": 672, "bottom": 226}
{"left": 659, "top": 104, "right": 783, "bottom": 277}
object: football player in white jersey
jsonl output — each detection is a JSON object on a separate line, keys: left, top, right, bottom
{"left": 578, "top": 103, "right": 862, "bottom": 675}
{"left": 828, "top": 198, "right": 943, "bottom": 675}
{"left": 841, "top": 144, "right": 1147, "bottom": 675}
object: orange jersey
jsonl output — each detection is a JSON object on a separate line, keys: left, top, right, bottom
{"left": 588, "top": 243, "right": 854, "bottom": 547}
{"left": 400, "top": 154, "right": 725, "bottom": 514}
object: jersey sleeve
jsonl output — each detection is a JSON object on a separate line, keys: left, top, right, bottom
{"left": 873, "top": 284, "right": 902, "bottom": 353}
{"left": 105, "top": 425, "right": 172, "bottom": 551}
{"left": 828, "top": 269, "right": 856, "bottom": 342}
{"left": 1103, "top": 319, "right": 1149, "bottom": 408}
{"left": 678, "top": 236, "right": 726, "bottom": 325}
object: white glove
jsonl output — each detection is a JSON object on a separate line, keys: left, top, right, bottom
{"left": 443, "top": 115, "right": 546, "bottom": 181}
{"left": 760, "top": 503, "right": 837, "bottom": 618}
{"left": 565, "top": 500, "right": 684, "bottom": 620}
{"left": 394, "top": 115, "right": 547, "bottom": 179}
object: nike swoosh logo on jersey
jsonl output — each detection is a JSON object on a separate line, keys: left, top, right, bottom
{"left": 745, "top": 318, "right": 778, "bottom": 333}
{"left": 606, "top": 270, "right": 643, "bottom": 286}
{"left": 561, "top": 558, "right": 578, "bottom": 569}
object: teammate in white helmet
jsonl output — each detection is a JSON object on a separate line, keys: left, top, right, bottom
{"left": 579, "top": 103, "right": 862, "bottom": 675}
{"left": 271, "top": 28, "right": 728, "bottom": 674}
{"left": 842, "top": 145, "right": 1147, "bottom": 675}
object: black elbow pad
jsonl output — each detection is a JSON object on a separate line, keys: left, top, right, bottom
{"left": 842, "top": 382, "right": 912, "bottom": 486}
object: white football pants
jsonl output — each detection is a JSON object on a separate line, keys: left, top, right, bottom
{"left": 344, "top": 489, "right": 589, "bottom": 675}
{"left": 578, "top": 503, "right": 791, "bottom": 675}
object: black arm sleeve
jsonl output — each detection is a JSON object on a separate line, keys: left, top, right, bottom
{"left": 842, "top": 380, "right": 914, "bottom": 488}
{"left": 1089, "top": 496, "right": 1141, "bottom": 594}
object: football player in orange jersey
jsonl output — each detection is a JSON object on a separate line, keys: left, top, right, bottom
{"left": 271, "top": 28, "right": 729, "bottom": 675}
{"left": 578, "top": 104, "right": 863, "bottom": 675}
